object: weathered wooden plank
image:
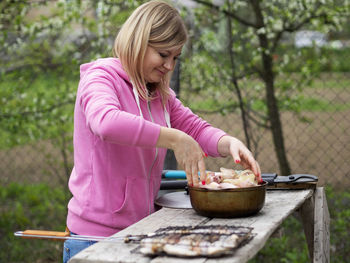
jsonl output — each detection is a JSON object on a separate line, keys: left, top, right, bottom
{"left": 313, "top": 187, "right": 330, "bottom": 263}
{"left": 206, "top": 190, "right": 315, "bottom": 263}
{"left": 70, "top": 189, "right": 314, "bottom": 263}
{"left": 298, "top": 193, "right": 315, "bottom": 261}
{"left": 70, "top": 208, "right": 208, "bottom": 263}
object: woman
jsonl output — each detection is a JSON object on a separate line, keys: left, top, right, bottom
{"left": 63, "top": 0, "right": 261, "bottom": 261}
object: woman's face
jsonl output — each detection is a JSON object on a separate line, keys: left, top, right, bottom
{"left": 142, "top": 46, "right": 182, "bottom": 83}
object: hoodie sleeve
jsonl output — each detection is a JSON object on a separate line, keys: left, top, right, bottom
{"left": 167, "top": 90, "right": 226, "bottom": 157}
{"left": 77, "top": 63, "right": 160, "bottom": 148}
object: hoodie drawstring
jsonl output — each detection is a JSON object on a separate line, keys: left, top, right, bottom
{"left": 132, "top": 85, "right": 171, "bottom": 128}
{"left": 164, "top": 107, "right": 171, "bottom": 128}
{"left": 132, "top": 85, "right": 144, "bottom": 118}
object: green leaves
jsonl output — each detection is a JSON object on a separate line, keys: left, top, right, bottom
{"left": 1, "top": 1, "right": 146, "bottom": 186}
{"left": 0, "top": 73, "right": 76, "bottom": 148}
{"left": 0, "top": 183, "right": 68, "bottom": 262}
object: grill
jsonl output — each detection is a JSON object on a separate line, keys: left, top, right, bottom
{"left": 138, "top": 225, "right": 254, "bottom": 257}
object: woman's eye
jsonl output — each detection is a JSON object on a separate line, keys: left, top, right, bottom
{"left": 159, "top": 53, "right": 167, "bottom": 58}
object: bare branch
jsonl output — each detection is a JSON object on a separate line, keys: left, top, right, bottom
{"left": 192, "top": 102, "right": 239, "bottom": 114}
{"left": 0, "top": 99, "right": 75, "bottom": 120}
{"left": 272, "top": 4, "right": 335, "bottom": 53}
{"left": 284, "top": 14, "right": 325, "bottom": 33}
{"left": 192, "top": 0, "right": 259, "bottom": 28}
{"left": 246, "top": 110, "right": 270, "bottom": 129}
{"left": 249, "top": 0, "right": 265, "bottom": 28}
{"left": 282, "top": 2, "right": 327, "bottom": 32}
{"left": 1, "top": 62, "right": 62, "bottom": 74}
{"left": 271, "top": 30, "right": 284, "bottom": 53}
{"left": 226, "top": 9, "right": 252, "bottom": 148}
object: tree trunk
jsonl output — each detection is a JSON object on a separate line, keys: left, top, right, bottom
{"left": 259, "top": 38, "right": 291, "bottom": 176}
{"left": 250, "top": 0, "right": 291, "bottom": 176}
{"left": 263, "top": 55, "right": 291, "bottom": 176}
{"left": 226, "top": 15, "right": 252, "bottom": 150}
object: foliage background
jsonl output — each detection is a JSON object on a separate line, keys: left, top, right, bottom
{"left": 0, "top": 0, "right": 349, "bottom": 262}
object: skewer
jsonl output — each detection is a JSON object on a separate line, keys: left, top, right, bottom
{"left": 14, "top": 231, "right": 144, "bottom": 243}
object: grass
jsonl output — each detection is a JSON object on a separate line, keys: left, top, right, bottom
{"left": 182, "top": 73, "right": 350, "bottom": 114}
{"left": 248, "top": 216, "right": 310, "bottom": 263}
{"left": 296, "top": 97, "right": 350, "bottom": 112}
{"left": 248, "top": 186, "right": 349, "bottom": 263}
{"left": 0, "top": 183, "right": 69, "bottom": 263}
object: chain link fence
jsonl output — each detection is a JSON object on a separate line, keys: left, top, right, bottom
{"left": 0, "top": 16, "right": 349, "bottom": 190}
{"left": 193, "top": 72, "right": 350, "bottom": 189}
{"left": 0, "top": 72, "right": 349, "bottom": 189}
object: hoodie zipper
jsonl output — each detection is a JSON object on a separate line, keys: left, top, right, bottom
{"left": 147, "top": 101, "right": 158, "bottom": 215}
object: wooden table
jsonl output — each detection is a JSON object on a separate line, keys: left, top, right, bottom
{"left": 69, "top": 187, "right": 329, "bottom": 263}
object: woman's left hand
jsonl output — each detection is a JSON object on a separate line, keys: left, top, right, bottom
{"left": 218, "top": 135, "right": 262, "bottom": 182}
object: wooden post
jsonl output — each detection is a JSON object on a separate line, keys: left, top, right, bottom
{"left": 299, "top": 191, "right": 315, "bottom": 261}
{"left": 313, "top": 187, "right": 330, "bottom": 263}
{"left": 299, "top": 187, "right": 330, "bottom": 263}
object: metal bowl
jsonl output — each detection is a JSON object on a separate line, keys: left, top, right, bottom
{"left": 188, "top": 181, "right": 267, "bottom": 218}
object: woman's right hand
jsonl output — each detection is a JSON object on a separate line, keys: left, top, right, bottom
{"left": 157, "top": 127, "right": 206, "bottom": 187}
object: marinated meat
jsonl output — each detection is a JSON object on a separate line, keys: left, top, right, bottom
{"left": 201, "top": 168, "right": 258, "bottom": 189}
{"left": 205, "top": 172, "right": 223, "bottom": 184}
{"left": 204, "top": 182, "right": 220, "bottom": 189}
{"left": 220, "top": 167, "right": 239, "bottom": 179}
{"left": 139, "top": 225, "right": 253, "bottom": 257}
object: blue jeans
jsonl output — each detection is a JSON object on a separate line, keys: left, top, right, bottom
{"left": 63, "top": 233, "right": 96, "bottom": 263}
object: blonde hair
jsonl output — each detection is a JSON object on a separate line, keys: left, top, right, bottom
{"left": 114, "top": 0, "right": 188, "bottom": 103}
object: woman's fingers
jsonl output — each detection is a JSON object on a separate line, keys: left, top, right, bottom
{"left": 240, "top": 149, "right": 262, "bottom": 182}
{"left": 245, "top": 159, "right": 261, "bottom": 182}
{"left": 183, "top": 157, "right": 206, "bottom": 187}
{"left": 230, "top": 146, "right": 241, "bottom": 164}
{"left": 191, "top": 162, "right": 199, "bottom": 186}
{"left": 171, "top": 131, "right": 207, "bottom": 187}
{"left": 198, "top": 159, "right": 206, "bottom": 185}
{"left": 255, "top": 161, "right": 262, "bottom": 182}
{"left": 228, "top": 139, "right": 261, "bottom": 182}
{"left": 185, "top": 166, "right": 193, "bottom": 187}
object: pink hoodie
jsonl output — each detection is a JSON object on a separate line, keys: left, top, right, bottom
{"left": 67, "top": 58, "right": 226, "bottom": 237}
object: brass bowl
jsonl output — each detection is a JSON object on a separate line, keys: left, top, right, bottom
{"left": 188, "top": 181, "right": 267, "bottom": 218}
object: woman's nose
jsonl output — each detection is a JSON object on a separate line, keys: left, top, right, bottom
{"left": 163, "top": 59, "right": 175, "bottom": 71}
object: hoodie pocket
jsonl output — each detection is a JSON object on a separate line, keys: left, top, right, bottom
{"left": 111, "top": 176, "right": 149, "bottom": 226}
{"left": 111, "top": 177, "right": 130, "bottom": 213}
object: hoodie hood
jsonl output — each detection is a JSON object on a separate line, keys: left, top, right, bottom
{"left": 80, "top": 58, "right": 130, "bottom": 83}
{"left": 79, "top": 58, "right": 171, "bottom": 128}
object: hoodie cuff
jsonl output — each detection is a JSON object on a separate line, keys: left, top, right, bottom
{"left": 136, "top": 121, "right": 161, "bottom": 148}
{"left": 199, "top": 128, "right": 227, "bottom": 157}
